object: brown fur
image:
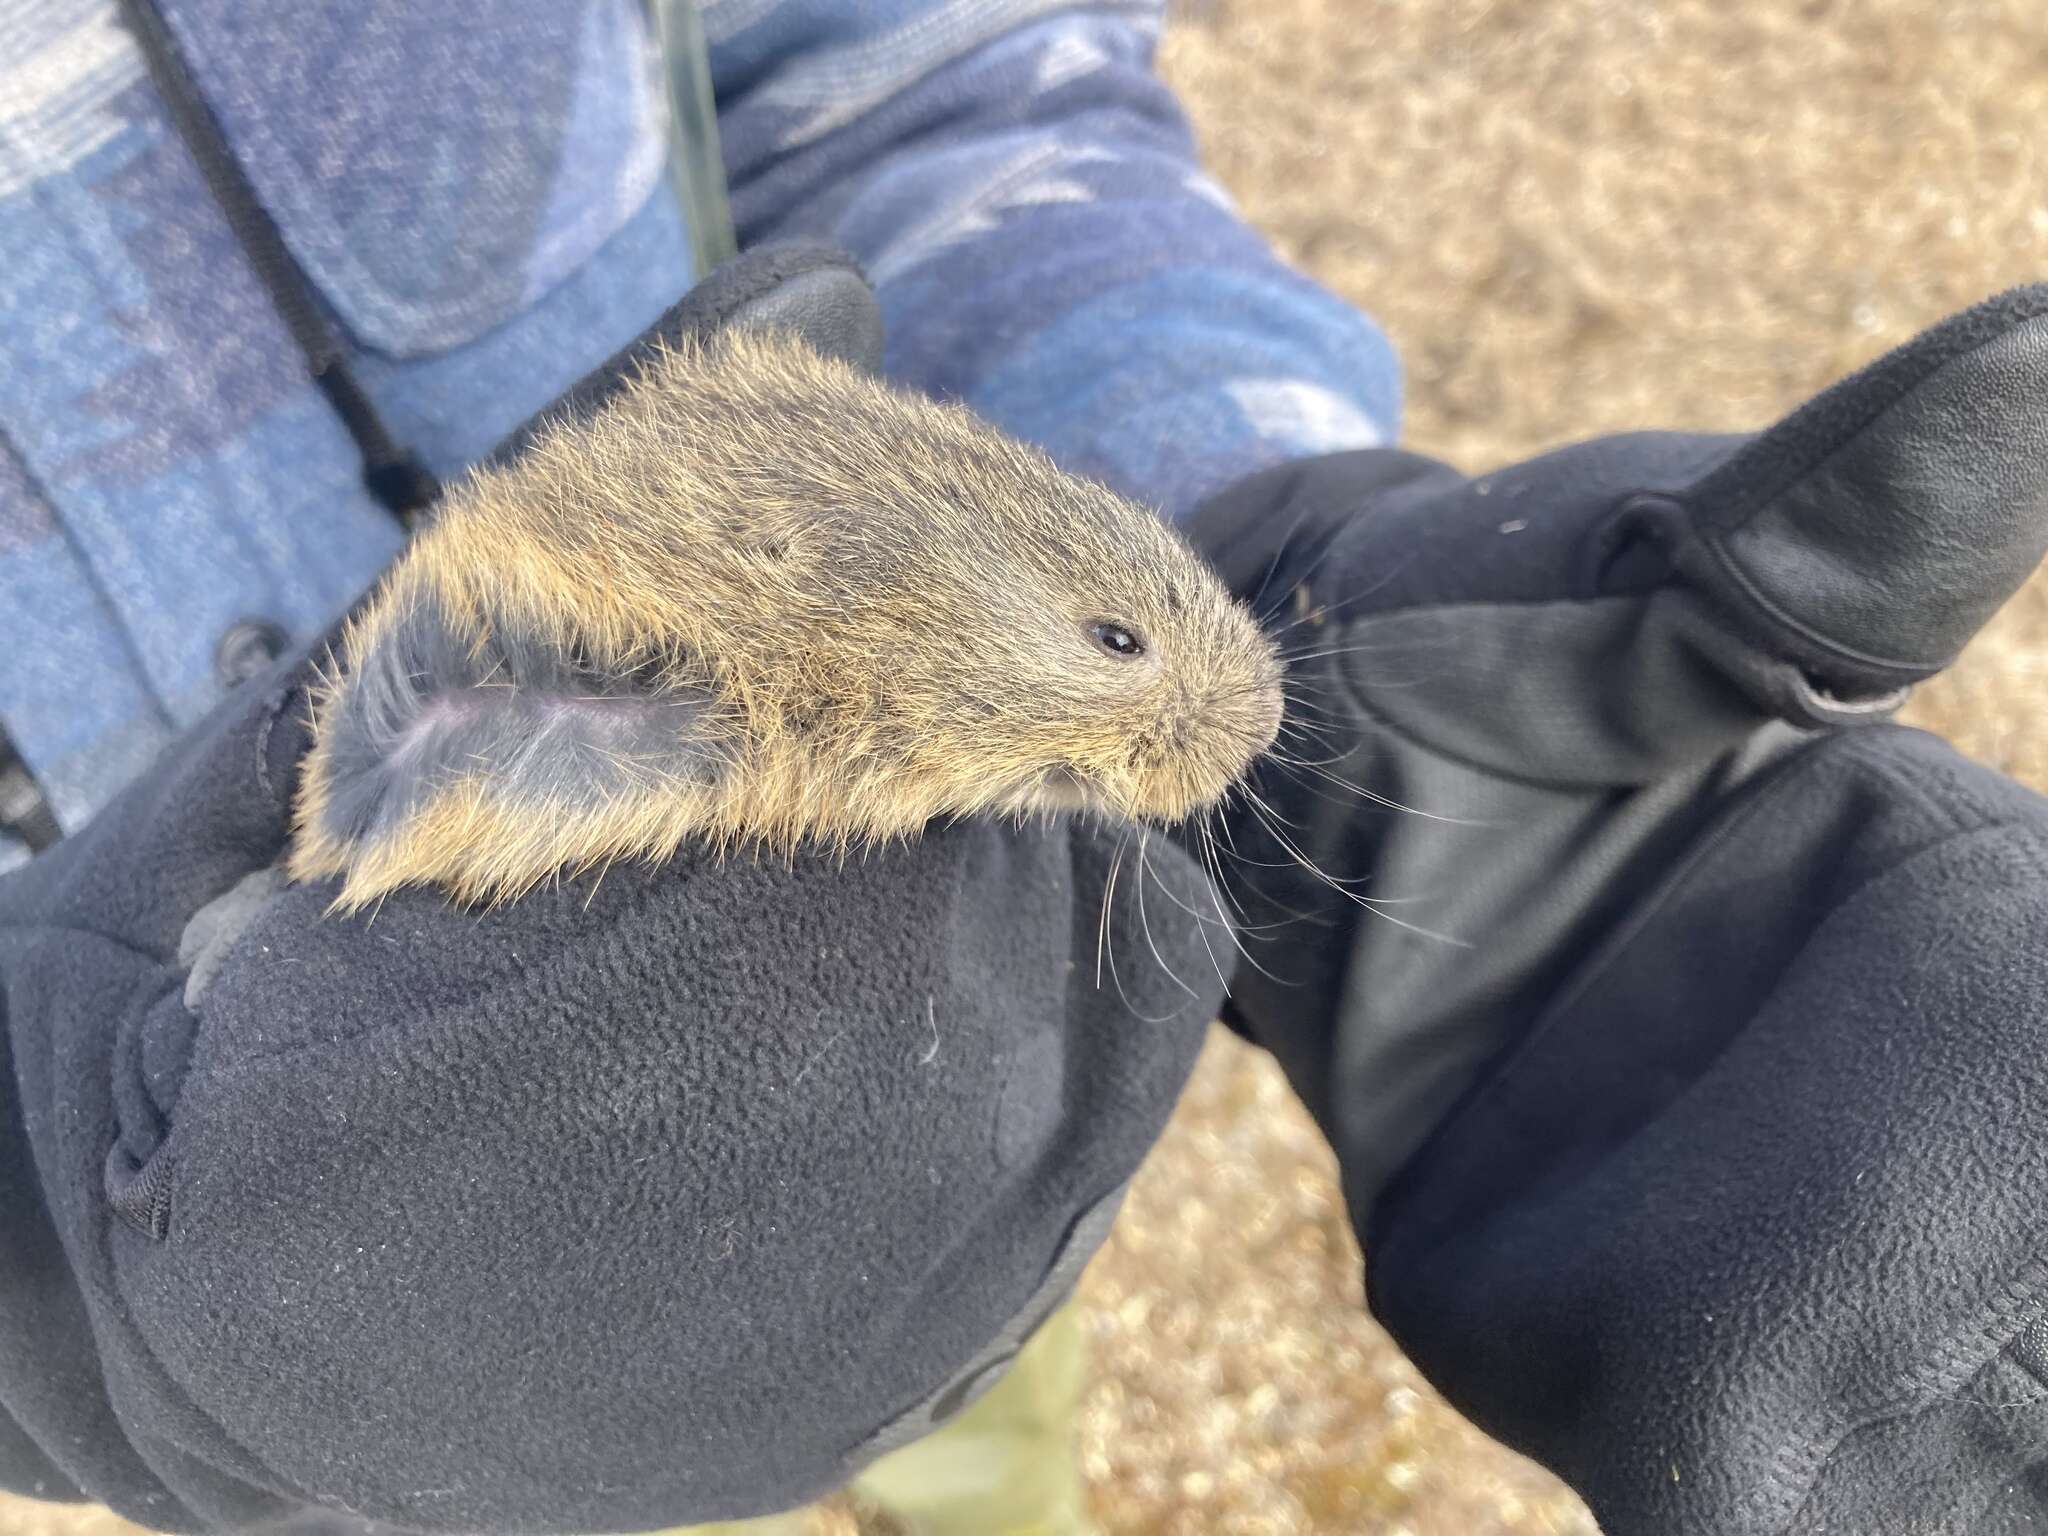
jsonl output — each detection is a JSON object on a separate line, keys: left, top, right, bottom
{"left": 288, "top": 329, "right": 1283, "bottom": 910}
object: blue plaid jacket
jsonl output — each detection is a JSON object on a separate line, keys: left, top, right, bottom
{"left": 0, "top": 0, "right": 1401, "bottom": 867}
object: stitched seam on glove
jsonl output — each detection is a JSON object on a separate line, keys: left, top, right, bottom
{"left": 1369, "top": 728, "right": 1988, "bottom": 1264}
{"left": 1761, "top": 826, "right": 2048, "bottom": 1532}
{"left": 2, "top": 928, "right": 294, "bottom": 1506}
{"left": 1694, "top": 531, "right": 1960, "bottom": 677}
{"left": 1305, "top": 596, "right": 1740, "bottom": 793}
{"left": 1692, "top": 287, "right": 2048, "bottom": 540}
{"left": 1512, "top": 730, "right": 1985, "bottom": 1062}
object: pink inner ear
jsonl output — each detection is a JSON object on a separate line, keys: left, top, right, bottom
{"left": 325, "top": 679, "right": 724, "bottom": 856}
{"left": 315, "top": 588, "right": 722, "bottom": 854}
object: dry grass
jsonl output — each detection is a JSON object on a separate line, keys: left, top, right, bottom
{"left": 9, "top": 2, "right": 2048, "bottom": 1533}
{"left": 1068, "top": 3, "right": 2048, "bottom": 1533}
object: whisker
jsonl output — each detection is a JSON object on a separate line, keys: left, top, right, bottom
{"left": 1206, "top": 795, "right": 1347, "bottom": 933}
{"left": 1100, "top": 840, "right": 1181, "bottom": 1024}
{"left": 1243, "top": 499, "right": 1330, "bottom": 618}
{"left": 1263, "top": 757, "right": 1486, "bottom": 826}
{"left": 1200, "top": 810, "right": 1251, "bottom": 921}
{"left": 1132, "top": 831, "right": 1201, "bottom": 1000}
{"left": 1182, "top": 830, "right": 1300, "bottom": 986}
{"left": 1254, "top": 546, "right": 1425, "bottom": 636}
{"left": 1279, "top": 641, "right": 1442, "bottom": 666}
{"left": 1235, "top": 796, "right": 1472, "bottom": 948}
{"left": 1094, "top": 825, "right": 1128, "bottom": 991}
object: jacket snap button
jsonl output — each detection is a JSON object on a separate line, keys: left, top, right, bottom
{"left": 215, "top": 619, "right": 290, "bottom": 688}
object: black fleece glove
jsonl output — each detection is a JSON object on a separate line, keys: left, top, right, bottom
{"left": 1185, "top": 286, "right": 2048, "bottom": 1534}
{"left": 0, "top": 246, "right": 1221, "bottom": 1534}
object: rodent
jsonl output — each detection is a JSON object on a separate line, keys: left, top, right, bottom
{"left": 287, "top": 327, "right": 1285, "bottom": 911}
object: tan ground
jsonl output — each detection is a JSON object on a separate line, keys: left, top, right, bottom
{"left": 9, "top": 2, "right": 2048, "bottom": 1534}
{"left": 1073, "top": 2, "right": 2048, "bottom": 1532}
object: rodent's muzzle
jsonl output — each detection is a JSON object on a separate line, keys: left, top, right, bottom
{"left": 1252, "top": 684, "right": 1285, "bottom": 756}
{"left": 1116, "top": 670, "right": 1285, "bottom": 824}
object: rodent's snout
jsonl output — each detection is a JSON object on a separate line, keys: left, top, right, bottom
{"left": 1252, "top": 677, "right": 1285, "bottom": 754}
{"left": 1221, "top": 655, "right": 1288, "bottom": 776}
{"left": 1216, "top": 666, "right": 1286, "bottom": 772}
{"left": 1101, "top": 614, "right": 1285, "bottom": 826}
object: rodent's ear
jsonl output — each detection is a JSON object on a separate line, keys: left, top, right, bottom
{"left": 485, "top": 242, "right": 882, "bottom": 469}
{"left": 298, "top": 584, "right": 725, "bottom": 890}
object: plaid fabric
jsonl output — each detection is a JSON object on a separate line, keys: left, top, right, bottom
{"left": 0, "top": 0, "right": 1400, "bottom": 865}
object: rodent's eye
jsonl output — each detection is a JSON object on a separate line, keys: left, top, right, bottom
{"left": 1089, "top": 621, "right": 1147, "bottom": 659}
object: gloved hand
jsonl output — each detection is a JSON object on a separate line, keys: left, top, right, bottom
{"left": 0, "top": 245, "right": 1221, "bottom": 1534}
{"left": 1184, "top": 286, "right": 2048, "bottom": 1535}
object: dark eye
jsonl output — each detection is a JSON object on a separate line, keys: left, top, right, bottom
{"left": 1090, "top": 621, "right": 1147, "bottom": 659}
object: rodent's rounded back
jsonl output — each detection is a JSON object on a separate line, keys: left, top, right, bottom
{"left": 290, "top": 330, "right": 1283, "bottom": 908}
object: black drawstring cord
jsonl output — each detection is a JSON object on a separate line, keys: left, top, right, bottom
{"left": 3, "top": 3, "right": 444, "bottom": 855}
{"left": 113, "top": 0, "right": 441, "bottom": 525}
